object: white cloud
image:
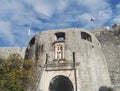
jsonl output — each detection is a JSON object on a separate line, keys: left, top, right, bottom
{"left": 0, "top": 21, "right": 14, "bottom": 44}
{"left": 116, "top": 4, "right": 120, "bottom": 9}
{"left": 55, "top": 0, "right": 70, "bottom": 12}
{"left": 96, "top": 9, "right": 112, "bottom": 22}
{"left": 112, "top": 4, "right": 120, "bottom": 24}
{"left": 76, "top": 0, "right": 109, "bottom": 12}
{"left": 23, "top": 0, "right": 71, "bottom": 19}
{"left": 73, "top": 13, "right": 92, "bottom": 29}
{"left": 0, "top": 0, "right": 117, "bottom": 46}
{"left": 115, "top": 4, "right": 120, "bottom": 15}
{"left": 78, "top": 13, "right": 91, "bottom": 23}
{"left": 24, "top": 0, "right": 54, "bottom": 18}
{"left": 113, "top": 15, "right": 120, "bottom": 23}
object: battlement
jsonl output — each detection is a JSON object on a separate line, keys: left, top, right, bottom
{"left": 0, "top": 47, "right": 26, "bottom": 59}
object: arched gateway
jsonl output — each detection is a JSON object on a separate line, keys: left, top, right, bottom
{"left": 49, "top": 75, "right": 74, "bottom": 91}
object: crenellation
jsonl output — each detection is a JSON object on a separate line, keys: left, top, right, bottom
{"left": 0, "top": 47, "right": 26, "bottom": 59}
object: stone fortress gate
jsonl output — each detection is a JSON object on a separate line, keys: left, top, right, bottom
{"left": 25, "top": 28, "right": 111, "bottom": 91}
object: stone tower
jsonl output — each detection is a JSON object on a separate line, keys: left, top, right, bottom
{"left": 25, "top": 28, "right": 111, "bottom": 91}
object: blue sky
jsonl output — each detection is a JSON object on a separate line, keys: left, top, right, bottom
{"left": 0, "top": 0, "right": 120, "bottom": 47}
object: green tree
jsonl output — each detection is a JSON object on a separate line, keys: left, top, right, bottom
{"left": 0, "top": 53, "right": 36, "bottom": 91}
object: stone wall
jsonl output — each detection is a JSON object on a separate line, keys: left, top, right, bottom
{"left": 0, "top": 47, "right": 26, "bottom": 59}
{"left": 92, "top": 24, "right": 120, "bottom": 91}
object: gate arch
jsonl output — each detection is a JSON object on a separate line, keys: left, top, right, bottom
{"left": 49, "top": 75, "right": 74, "bottom": 91}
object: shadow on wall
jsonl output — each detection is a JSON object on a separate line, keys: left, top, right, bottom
{"left": 24, "top": 47, "right": 29, "bottom": 60}
{"left": 99, "top": 86, "right": 113, "bottom": 91}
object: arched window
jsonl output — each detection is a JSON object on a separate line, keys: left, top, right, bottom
{"left": 55, "top": 32, "right": 65, "bottom": 41}
{"left": 81, "top": 32, "right": 92, "bottom": 42}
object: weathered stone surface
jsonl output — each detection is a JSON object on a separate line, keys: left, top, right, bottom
{"left": 0, "top": 47, "right": 26, "bottom": 59}
{"left": 92, "top": 24, "right": 120, "bottom": 91}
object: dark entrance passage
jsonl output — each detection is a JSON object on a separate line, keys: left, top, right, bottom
{"left": 49, "top": 75, "right": 74, "bottom": 91}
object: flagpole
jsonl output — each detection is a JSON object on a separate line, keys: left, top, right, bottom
{"left": 28, "top": 28, "right": 31, "bottom": 42}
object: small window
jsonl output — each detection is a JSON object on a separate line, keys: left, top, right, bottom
{"left": 81, "top": 32, "right": 92, "bottom": 42}
{"left": 29, "top": 37, "right": 35, "bottom": 46}
{"left": 55, "top": 32, "right": 65, "bottom": 41}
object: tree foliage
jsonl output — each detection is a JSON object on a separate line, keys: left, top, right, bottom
{"left": 0, "top": 53, "right": 36, "bottom": 91}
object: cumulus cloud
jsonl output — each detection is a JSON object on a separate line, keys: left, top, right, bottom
{"left": 116, "top": 4, "right": 120, "bottom": 9}
{"left": 0, "top": 21, "right": 14, "bottom": 44}
{"left": 27, "top": 0, "right": 53, "bottom": 18}
{"left": 110, "top": 3, "right": 120, "bottom": 25}
{"left": 76, "top": 0, "right": 109, "bottom": 12}
{"left": 78, "top": 13, "right": 91, "bottom": 24}
{"left": 0, "top": 0, "right": 117, "bottom": 47}
{"left": 113, "top": 15, "right": 120, "bottom": 23}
